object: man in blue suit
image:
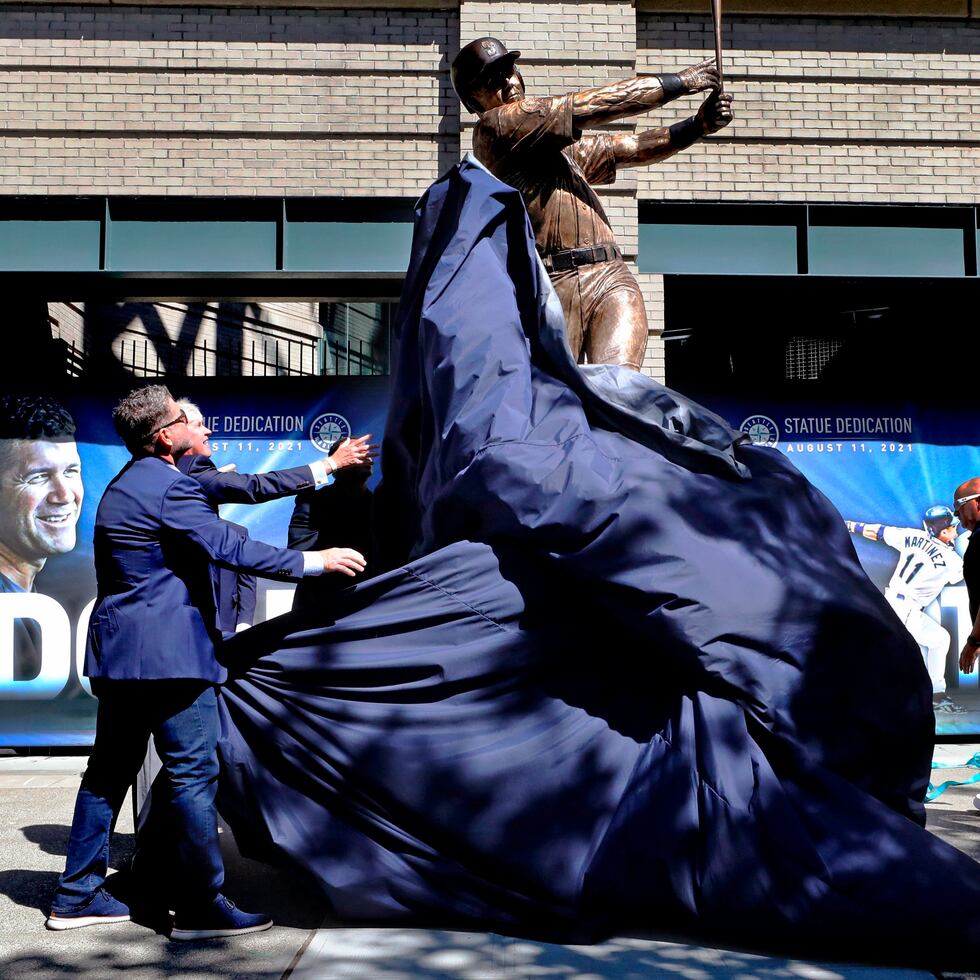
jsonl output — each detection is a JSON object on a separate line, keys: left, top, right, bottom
{"left": 47, "top": 385, "right": 365, "bottom": 938}
{"left": 131, "top": 400, "right": 376, "bottom": 860}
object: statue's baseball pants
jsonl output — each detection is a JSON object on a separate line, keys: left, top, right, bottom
{"left": 549, "top": 256, "right": 648, "bottom": 371}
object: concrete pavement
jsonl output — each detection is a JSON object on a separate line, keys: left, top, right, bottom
{"left": 0, "top": 754, "right": 327, "bottom": 980}
{"left": 2, "top": 750, "right": 979, "bottom": 980}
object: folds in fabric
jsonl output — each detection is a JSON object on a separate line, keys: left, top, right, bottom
{"left": 215, "top": 159, "right": 980, "bottom": 966}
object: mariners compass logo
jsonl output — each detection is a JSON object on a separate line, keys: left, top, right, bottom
{"left": 740, "top": 415, "right": 779, "bottom": 449}
{"left": 310, "top": 413, "right": 352, "bottom": 453}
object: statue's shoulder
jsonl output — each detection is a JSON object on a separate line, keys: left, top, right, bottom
{"left": 476, "top": 98, "right": 568, "bottom": 162}
{"left": 491, "top": 97, "right": 556, "bottom": 122}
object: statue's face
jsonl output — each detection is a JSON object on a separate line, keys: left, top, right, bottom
{"left": 472, "top": 64, "right": 525, "bottom": 113}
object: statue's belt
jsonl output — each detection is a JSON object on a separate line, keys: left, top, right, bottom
{"left": 541, "top": 243, "right": 622, "bottom": 272}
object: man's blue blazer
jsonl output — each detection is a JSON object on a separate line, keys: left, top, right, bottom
{"left": 84, "top": 456, "right": 306, "bottom": 683}
{"left": 176, "top": 454, "right": 314, "bottom": 505}
{"left": 176, "top": 454, "right": 315, "bottom": 635}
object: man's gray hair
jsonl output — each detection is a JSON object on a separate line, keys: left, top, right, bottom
{"left": 176, "top": 398, "right": 202, "bottom": 424}
{"left": 112, "top": 384, "right": 174, "bottom": 454}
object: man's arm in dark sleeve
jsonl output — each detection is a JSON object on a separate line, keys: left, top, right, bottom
{"left": 236, "top": 573, "right": 258, "bottom": 629}
{"left": 161, "top": 475, "right": 313, "bottom": 580}
{"left": 287, "top": 489, "right": 324, "bottom": 552}
{"left": 181, "top": 453, "right": 319, "bottom": 506}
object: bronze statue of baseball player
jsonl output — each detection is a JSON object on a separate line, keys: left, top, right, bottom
{"left": 451, "top": 38, "right": 734, "bottom": 371}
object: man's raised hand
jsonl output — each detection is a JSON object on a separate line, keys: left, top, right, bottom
{"left": 318, "top": 547, "right": 367, "bottom": 577}
{"left": 325, "top": 434, "right": 380, "bottom": 473}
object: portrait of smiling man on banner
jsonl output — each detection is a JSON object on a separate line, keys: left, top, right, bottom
{"left": 0, "top": 394, "right": 83, "bottom": 683}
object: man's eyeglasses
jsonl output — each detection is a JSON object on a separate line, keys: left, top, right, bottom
{"left": 954, "top": 493, "right": 980, "bottom": 514}
{"left": 148, "top": 410, "right": 187, "bottom": 437}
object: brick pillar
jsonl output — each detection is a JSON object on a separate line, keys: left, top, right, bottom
{"left": 457, "top": 1, "right": 664, "bottom": 379}
{"left": 636, "top": 273, "right": 665, "bottom": 379}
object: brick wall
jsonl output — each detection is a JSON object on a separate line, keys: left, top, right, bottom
{"left": 460, "top": 1, "right": 636, "bottom": 62}
{"left": 0, "top": 4, "right": 459, "bottom": 196}
{"left": 636, "top": 13, "right": 980, "bottom": 204}
{"left": 636, "top": 272, "right": 665, "bottom": 377}
{"left": 3, "top": 3, "right": 976, "bottom": 383}
{"left": 0, "top": 135, "right": 454, "bottom": 194}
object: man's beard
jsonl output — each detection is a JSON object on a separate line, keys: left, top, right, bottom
{"left": 172, "top": 435, "right": 195, "bottom": 456}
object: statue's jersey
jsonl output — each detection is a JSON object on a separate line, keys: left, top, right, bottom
{"left": 881, "top": 526, "right": 963, "bottom": 608}
{"left": 473, "top": 94, "right": 619, "bottom": 254}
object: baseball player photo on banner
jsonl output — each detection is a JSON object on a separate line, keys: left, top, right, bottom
{"left": 706, "top": 396, "right": 980, "bottom": 737}
{"left": 0, "top": 377, "right": 389, "bottom": 746}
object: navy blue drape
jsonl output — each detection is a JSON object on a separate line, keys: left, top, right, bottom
{"left": 215, "top": 159, "right": 980, "bottom": 965}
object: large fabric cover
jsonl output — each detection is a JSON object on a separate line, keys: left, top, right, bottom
{"left": 216, "top": 159, "right": 980, "bottom": 965}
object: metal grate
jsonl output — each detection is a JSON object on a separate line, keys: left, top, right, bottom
{"left": 46, "top": 300, "right": 394, "bottom": 379}
{"left": 321, "top": 302, "right": 392, "bottom": 377}
{"left": 784, "top": 336, "right": 845, "bottom": 380}
{"left": 109, "top": 328, "right": 319, "bottom": 378}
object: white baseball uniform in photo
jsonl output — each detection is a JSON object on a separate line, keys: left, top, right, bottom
{"left": 881, "top": 526, "right": 964, "bottom": 693}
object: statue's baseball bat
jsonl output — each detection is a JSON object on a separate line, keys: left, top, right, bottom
{"left": 711, "top": 0, "right": 724, "bottom": 91}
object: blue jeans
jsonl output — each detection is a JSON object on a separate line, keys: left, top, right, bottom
{"left": 52, "top": 680, "right": 223, "bottom": 912}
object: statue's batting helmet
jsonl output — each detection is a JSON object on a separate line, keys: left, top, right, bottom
{"left": 451, "top": 37, "right": 521, "bottom": 113}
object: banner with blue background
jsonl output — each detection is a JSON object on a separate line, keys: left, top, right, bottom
{"left": 0, "top": 377, "right": 389, "bottom": 746}
{"left": 4, "top": 381, "right": 978, "bottom": 742}
{"left": 703, "top": 395, "right": 980, "bottom": 737}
